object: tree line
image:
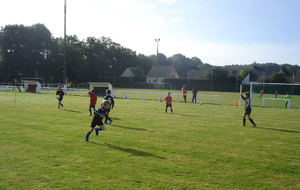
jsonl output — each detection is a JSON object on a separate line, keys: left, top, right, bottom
{"left": 0, "top": 24, "right": 204, "bottom": 84}
{"left": 0, "top": 24, "right": 298, "bottom": 87}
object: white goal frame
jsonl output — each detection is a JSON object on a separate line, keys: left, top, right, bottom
{"left": 262, "top": 98, "right": 291, "bottom": 109}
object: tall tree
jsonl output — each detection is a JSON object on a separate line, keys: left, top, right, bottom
{"left": 270, "top": 72, "right": 287, "bottom": 83}
{"left": 0, "top": 24, "right": 53, "bottom": 82}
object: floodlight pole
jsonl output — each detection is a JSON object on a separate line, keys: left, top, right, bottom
{"left": 155, "top": 38, "right": 160, "bottom": 86}
{"left": 63, "top": 0, "right": 67, "bottom": 85}
{"left": 155, "top": 38, "right": 160, "bottom": 56}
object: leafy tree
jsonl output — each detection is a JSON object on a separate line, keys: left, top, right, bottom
{"left": 84, "top": 37, "right": 108, "bottom": 81}
{"left": 134, "top": 65, "right": 145, "bottom": 78}
{"left": 280, "top": 65, "right": 289, "bottom": 77}
{"left": 270, "top": 72, "right": 287, "bottom": 83}
{"left": 137, "top": 54, "right": 153, "bottom": 75}
{"left": 64, "top": 35, "right": 86, "bottom": 83}
{"left": 204, "top": 67, "right": 229, "bottom": 82}
{"left": 156, "top": 53, "right": 168, "bottom": 66}
{"left": 0, "top": 24, "right": 53, "bottom": 82}
{"left": 167, "top": 54, "right": 203, "bottom": 77}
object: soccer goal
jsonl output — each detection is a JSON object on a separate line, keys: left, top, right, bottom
{"left": 154, "top": 83, "right": 172, "bottom": 90}
{"left": 249, "top": 82, "right": 300, "bottom": 108}
{"left": 262, "top": 98, "right": 291, "bottom": 109}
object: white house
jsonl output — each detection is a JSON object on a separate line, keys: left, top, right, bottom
{"left": 146, "top": 66, "right": 179, "bottom": 84}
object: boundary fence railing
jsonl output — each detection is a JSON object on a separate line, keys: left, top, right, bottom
{"left": 114, "top": 91, "right": 220, "bottom": 104}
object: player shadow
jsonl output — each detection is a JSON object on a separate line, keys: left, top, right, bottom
{"left": 109, "top": 117, "right": 121, "bottom": 121}
{"left": 62, "top": 109, "right": 82, "bottom": 113}
{"left": 256, "top": 127, "right": 300, "bottom": 133}
{"left": 112, "top": 124, "right": 153, "bottom": 132}
{"left": 177, "top": 113, "right": 201, "bottom": 118}
{"left": 104, "top": 143, "right": 165, "bottom": 159}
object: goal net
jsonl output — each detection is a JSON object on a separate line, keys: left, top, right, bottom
{"left": 249, "top": 82, "right": 300, "bottom": 109}
{"left": 154, "top": 83, "right": 172, "bottom": 90}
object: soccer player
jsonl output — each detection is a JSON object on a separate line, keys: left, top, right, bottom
{"left": 85, "top": 100, "right": 111, "bottom": 142}
{"left": 103, "top": 89, "right": 114, "bottom": 125}
{"left": 274, "top": 90, "right": 278, "bottom": 98}
{"left": 56, "top": 86, "right": 64, "bottom": 109}
{"left": 88, "top": 89, "right": 97, "bottom": 116}
{"left": 259, "top": 89, "right": 264, "bottom": 98}
{"left": 241, "top": 91, "right": 256, "bottom": 127}
{"left": 191, "top": 88, "right": 197, "bottom": 103}
{"left": 165, "top": 92, "right": 173, "bottom": 113}
{"left": 181, "top": 85, "right": 187, "bottom": 102}
{"left": 284, "top": 93, "right": 291, "bottom": 108}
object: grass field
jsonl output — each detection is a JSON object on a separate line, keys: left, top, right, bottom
{"left": 0, "top": 90, "right": 299, "bottom": 190}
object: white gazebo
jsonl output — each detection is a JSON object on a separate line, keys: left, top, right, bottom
{"left": 23, "top": 81, "right": 41, "bottom": 93}
{"left": 87, "top": 82, "right": 114, "bottom": 97}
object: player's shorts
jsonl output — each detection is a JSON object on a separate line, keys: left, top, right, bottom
{"left": 244, "top": 107, "right": 252, "bottom": 115}
{"left": 58, "top": 97, "right": 63, "bottom": 101}
{"left": 89, "top": 104, "right": 95, "bottom": 108}
{"left": 90, "top": 116, "right": 104, "bottom": 128}
{"left": 166, "top": 104, "right": 172, "bottom": 108}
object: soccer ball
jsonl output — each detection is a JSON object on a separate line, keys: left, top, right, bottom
{"left": 56, "top": 95, "right": 60, "bottom": 99}
{"left": 199, "top": 102, "right": 203, "bottom": 105}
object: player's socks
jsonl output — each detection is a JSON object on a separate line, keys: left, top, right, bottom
{"left": 95, "top": 127, "right": 102, "bottom": 135}
{"left": 85, "top": 131, "right": 91, "bottom": 141}
{"left": 243, "top": 118, "right": 246, "bottom": 126}
{"left": 249, "top": 118, "right": 256, "bottom": 126}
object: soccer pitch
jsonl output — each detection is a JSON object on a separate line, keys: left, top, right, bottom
{"left": 0, "top": 90, "right": 299, "bottom": 189}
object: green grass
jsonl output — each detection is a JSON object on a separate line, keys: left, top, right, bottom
{"left": 0, "top": 90, "right": 299, "bottom": 190}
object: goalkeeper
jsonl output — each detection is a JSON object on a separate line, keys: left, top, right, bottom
{"left": 284, "top": 93, "right": 291, "bottom": 108}
{"left": 85, "top": 100, "right": 111, "bottom": 142}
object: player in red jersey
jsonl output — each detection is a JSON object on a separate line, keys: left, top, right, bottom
{"left": 56, "top": 86, "right": 65, "bottom": 109}
{"left": 165, "top": 92, "right": 173, "bottom": 113}
{"left": 88, "top": 89, "right": 97, "bottom": 116}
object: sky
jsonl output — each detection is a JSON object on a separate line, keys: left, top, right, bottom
{"left": 1, "top": 0, "right": 300, "bottom": 66}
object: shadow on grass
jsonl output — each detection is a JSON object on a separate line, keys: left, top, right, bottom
{"left": 104, "top": 143, "right": 165, "bottom": 159}
{"left": 177, "top": 113, "right": 201, "bottom": 118}
{"left": 112, "top": 124, "right": 153, "bottom": 132}
{"left": 256, "top": 127, "right": 300, "bottom": 133}
{"left": 62, "top": 109, "right": 82, "bottom": 113}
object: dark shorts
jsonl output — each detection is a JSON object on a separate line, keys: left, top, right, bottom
{"left": 90, "top": 116, "right": 104, "bottom": 128}
{"left": 166, "top": 104, "right": 172, "bottom": 108}
{"left": 89, "top": 104, "right": 95, "bottom": 108}
{"left": 244, "top": 107, "right": 252, "bottom": 115}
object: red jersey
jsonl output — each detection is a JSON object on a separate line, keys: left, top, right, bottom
{"left": 88, "top": 91, "right": 97, "bottom": 106}
{"left": 165, "top": 96, "right": 172, "bottom": 105}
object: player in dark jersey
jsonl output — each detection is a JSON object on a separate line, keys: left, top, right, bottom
{"left": 241, "top": 91, "right": 256, "bottom": 127}
{"left": 56, "top": 86, "right": 64, "bottom": 109}
{"left": 103, "top": 89, "right": 114, "bottom": 125}
{"left": 85, "top": 100, "right": 111, "bottom": 142}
